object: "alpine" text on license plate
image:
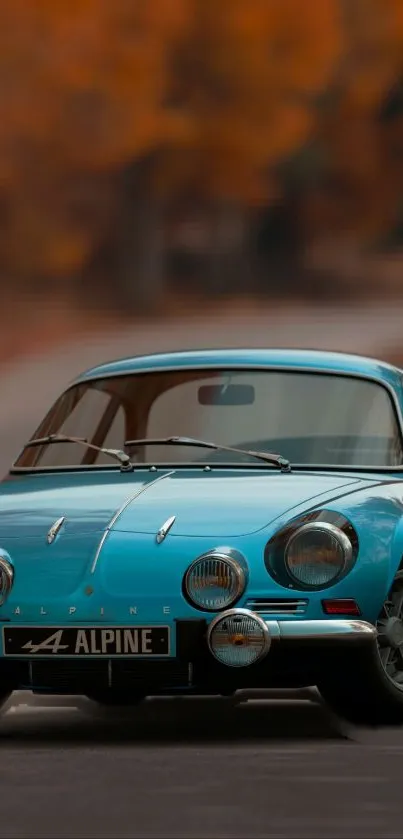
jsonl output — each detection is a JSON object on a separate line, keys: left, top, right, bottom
{"left": 2, "top": 626, "right": 170, "bottom": 656}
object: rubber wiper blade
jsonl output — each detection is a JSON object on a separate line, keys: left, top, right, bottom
{"left": 24, "top": 434, "right": 133, "bottom": 470}
{"left": 124, "top": 435, "right": 291, "bottom": 472}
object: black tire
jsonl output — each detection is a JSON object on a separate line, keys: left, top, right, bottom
{"left": 318, "top": 572, "right": 403, "bottom": 726}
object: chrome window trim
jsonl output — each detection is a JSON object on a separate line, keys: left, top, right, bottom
{"left": 10, "top": 463, "right": 403, "bottom": 474}
{"left": 12, "top": 364, "right": 403, "bottom": 471}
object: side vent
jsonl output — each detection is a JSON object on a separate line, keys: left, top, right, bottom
{"left": 245, "top": 598, "right": 308, "bottom": 615}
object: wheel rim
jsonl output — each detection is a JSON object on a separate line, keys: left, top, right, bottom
{"left": 377, "top": 575, "right": 403, "bottom": 690}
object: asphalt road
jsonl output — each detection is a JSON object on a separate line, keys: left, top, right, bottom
{"left": 0, "top": 693, "right": 402, "bottom": 839}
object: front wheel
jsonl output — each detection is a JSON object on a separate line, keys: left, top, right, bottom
{"left": 318, "top": 572, "right": 403, "bottom": 726}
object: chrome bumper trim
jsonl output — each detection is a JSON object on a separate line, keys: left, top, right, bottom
{"left": 265, "top": 618, "right": 377, "bottom": 641}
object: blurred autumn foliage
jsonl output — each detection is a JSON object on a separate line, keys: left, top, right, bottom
{"left": 1, "top": 0, "right": 403, "bottom": 312}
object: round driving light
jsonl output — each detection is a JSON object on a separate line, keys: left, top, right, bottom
{"left": 184, "top": 553, "right": 246, "bottom": 611}
{"left": 207, "top": 609, "right": 271, "bottom": 667}
{"left": 285, "top": 522, "right": 352, "bottom": 589}
{"left": 0, "top": 557, "right": 14, "bottom": 605}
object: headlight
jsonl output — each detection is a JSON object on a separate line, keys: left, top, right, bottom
{"left": 207, "top": 609, "right": 271, "bottom": 667}
{"left": 0, "top": 556, "right": 14, "bottom": 605}
{"left": 284, "top": 522, "right": 352, "bottom": 588}
{"left": 183, "top": 552, "right": 246, "bottom": 611}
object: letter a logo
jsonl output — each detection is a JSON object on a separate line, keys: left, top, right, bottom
{"left": 22, "top": 630, "right": 69, "bottom": 654}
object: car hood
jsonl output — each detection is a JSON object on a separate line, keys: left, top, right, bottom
{"left": 0, "top": 469, "right": 384, "bottom": 540}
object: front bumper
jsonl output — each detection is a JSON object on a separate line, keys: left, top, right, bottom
{"left": 263, "top": 618, "right": 377, "bottom": 641}
{"left": 0, "top": 616, "right": 378, "bottom": 696}
{"left": 204, "top": 610, "right": 376, "bottom": 666}
{"left": 202, "top": 610, "right": 377, "bottom": 677}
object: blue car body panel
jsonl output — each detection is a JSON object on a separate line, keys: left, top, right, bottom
{"left": 74, "top": 347, "right": 403, "bottom": 385}
{"left": 0, "top": 348, "right": 403, "bottom": 678}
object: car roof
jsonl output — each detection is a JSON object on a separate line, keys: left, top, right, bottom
{"left": 74, "top": 348, "right": 403, "bottom": 389}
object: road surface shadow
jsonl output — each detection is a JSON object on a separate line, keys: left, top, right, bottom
{"left": 0, "top": 696, "right": 351, "bottom": 745}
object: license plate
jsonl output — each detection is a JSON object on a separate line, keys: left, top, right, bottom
{"left": 2, "top": 626, "right": 170, "bottom": 657}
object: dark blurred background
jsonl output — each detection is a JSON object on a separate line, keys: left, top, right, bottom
{"left": 1, "top": 0, "right": 403, "bottom": 470}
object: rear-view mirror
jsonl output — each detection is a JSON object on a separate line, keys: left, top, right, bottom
{"left": 198, "top": 384, "right": 255, "bottom": 406}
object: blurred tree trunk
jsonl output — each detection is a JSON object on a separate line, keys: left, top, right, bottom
{"left": 80, "top": 154, "right": 166, "bottom": 316}
{"left": 114, "top": 154, "right": 165, "bottom": 313}
{"left": 254, "top": 186, "right": 303, "bottom": 296}
{"left": 204, "top": 200, "right": 253, "bottom": 295}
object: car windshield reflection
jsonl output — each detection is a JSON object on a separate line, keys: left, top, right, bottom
{"left": 13, "top": 368, "right": 403, "bottom": 470}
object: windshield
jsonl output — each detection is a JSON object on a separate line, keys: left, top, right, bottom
{"left": 13, "top": 368, "right": 403, "bottom": 469}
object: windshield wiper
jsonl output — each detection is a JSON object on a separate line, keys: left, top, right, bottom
{"left": 124, "top": 435, "right": 291, "bottom": 472}
{"left": 23, "top": 434, "right": 133, "bottom": 471}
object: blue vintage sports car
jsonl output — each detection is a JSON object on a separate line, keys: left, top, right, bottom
{"left": 2, "top": 347, "right": 403, "bottom": 724}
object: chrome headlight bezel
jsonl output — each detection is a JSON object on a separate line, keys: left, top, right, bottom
{"left": 284, "top": 521, "right": 353, "bottom": 589}
{"left": 183, "top": 550, "right": 247, "bottom": 612}
{"left": 0, "top": 556, "right": 14, "bottom": 605}
{"left": 264, "top": 510, "right": 359, "bottom": 591}
{"left": 207, "top": 608, "right": 272, "bottom": 667}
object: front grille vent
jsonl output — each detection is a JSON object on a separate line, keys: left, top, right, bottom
{"left": 25, "top": 659, "right": 190, "bottom": 693}
{"left": 245, "top": 598, "right": 308, "bottom": 615}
